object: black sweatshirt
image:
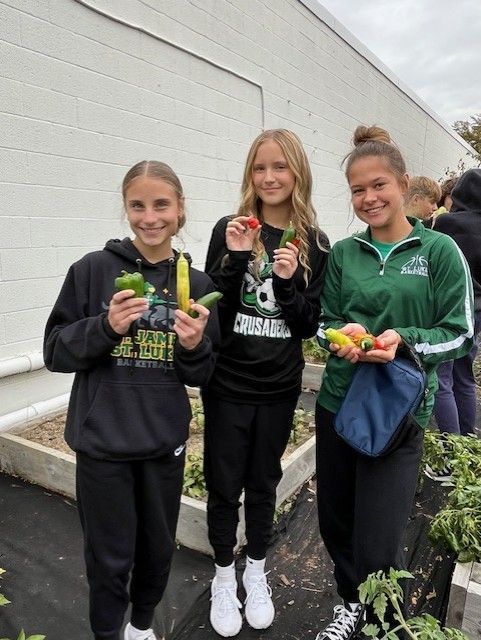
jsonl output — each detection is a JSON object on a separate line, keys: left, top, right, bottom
{"left": 204, "top": 217, "right": 330, "bottom": 403}
{"left": 44, "top": 238, "right": 220, "bottom": 460}
{"left": 434, "top": 168, "right": 481, "bottom": 311}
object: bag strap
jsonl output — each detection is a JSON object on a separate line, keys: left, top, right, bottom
{"left": 396, "top": 339, "right": 424, "bottom": 372}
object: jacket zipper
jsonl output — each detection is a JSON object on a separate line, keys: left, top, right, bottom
{"left": 355, "top": 237, "right": 421, "bottom": 276}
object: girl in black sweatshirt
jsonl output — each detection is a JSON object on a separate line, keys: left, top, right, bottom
{"left": 44, "top": 161, "right": 219, "bottom": 640}
{"left": 203, "top": 129, "right": 329, "bottom": 637}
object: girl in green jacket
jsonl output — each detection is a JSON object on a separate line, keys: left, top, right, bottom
{"left": 314, "top": 125, "right": 474, "bottom": 640}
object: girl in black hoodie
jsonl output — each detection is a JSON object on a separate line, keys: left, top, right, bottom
{"left": 203, "top": 129, "right": 329, "bottom": 637}
{"left": 44, "top": 161, "right": 219, "bottom": 640}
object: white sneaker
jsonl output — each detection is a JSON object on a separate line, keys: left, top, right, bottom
{"left": 315, "top": 602, "right": 364, "bottom": 640}
{"left": 210, "top": 575, "right": 242, "bottom": 637}
{"left": 124, "top": 622, "right": 158, "bottom": 640}
{"left": 242, "top": 569, "right": 275, "bottom": 629}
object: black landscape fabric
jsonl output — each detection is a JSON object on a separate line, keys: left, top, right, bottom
{"left": 1, "top": 388, "right": 479, "bottom": 639}
{"left": 0, "top": 472, "right": 455, "bottom": 640}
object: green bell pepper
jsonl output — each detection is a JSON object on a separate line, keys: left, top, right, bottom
{"left": 114, "top": 270, "right": 145, "bottom": 298}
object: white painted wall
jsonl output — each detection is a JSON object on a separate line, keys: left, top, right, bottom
{"left": 0, "top": 0, "right": 475, "bottom": 415}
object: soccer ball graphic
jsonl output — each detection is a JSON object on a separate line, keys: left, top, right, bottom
{"left": 256, "top": 279, "right": 279, "bottom": 316}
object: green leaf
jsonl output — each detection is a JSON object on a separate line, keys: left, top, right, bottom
{"left": 0, "top": 594, "right": 11, "bottom": 606}
{"left": 26, "top": 635, "right": 46, "bottom": 640}
{"left": 362, "top": 624, "right": 380, "bottom": 638}
{"left": 17, "top": 631, "right": 26, "bottom": 640}
{"left": 373, "top": 593, "right": 387, "bottom": 621}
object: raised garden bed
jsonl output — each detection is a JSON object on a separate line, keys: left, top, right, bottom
{"left": 0, "top": 363, "right": 324, "bottom": 556}
{"left": 446, "top": 561, "right": 481, "bottom": 638}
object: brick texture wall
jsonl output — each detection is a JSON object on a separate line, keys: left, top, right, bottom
{"left": 0, "top": 0, "right": 473, "bottom": 364}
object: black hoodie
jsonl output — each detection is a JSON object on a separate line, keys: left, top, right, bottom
{"left": 434, "top": 168, "right": 481, "bottom": 311}
{"left": 204, "top": 218, "right": 329, "bottom": 403}
{"left": 44, "top": 238, "right": 220, "bottom": 460}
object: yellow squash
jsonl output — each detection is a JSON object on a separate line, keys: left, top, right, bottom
{"left": 176, "top": 251, "right": 190, "bottom": 312}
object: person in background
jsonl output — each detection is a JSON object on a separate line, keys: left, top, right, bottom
{"left": 204, "top": 129, "right": 329, "bottom": 637}
{"left": 435, "top": 176, "right": 459, "bottom": 216}
{"left": 430, "top": 169, "right": 481, "bottom": 464}
{"left": 405, "top": 175, "right": 442, "bottom": 228}
{"left": 315, "top": 125, "right": 473, "bottom": 640}
{"left": 44, "top": 161, "right": 220, "bottom": 640}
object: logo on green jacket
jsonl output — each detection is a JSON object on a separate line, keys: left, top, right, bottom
{"left": 400, "top": 254, "right": 429, "bottom": 277}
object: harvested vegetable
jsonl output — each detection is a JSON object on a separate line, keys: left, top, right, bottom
{"left": 176, "top": 251, "right": 190, "bottom": 312}
{"left": 114, "top": 270, "right": 145, "bottom": 298}
{"left": 188, "top": 291, "right": 224, "bottom": 318}
{"left": 279, "top": 221, "right": 296, "bottom": 248}
{"left": 247, "top": 217, "right": 260, "bottom": 230}
{"left": 324, "top": 328, "right": 355, "bottom": 347}
{"left": 352, "top": 333, "right": 383, "bottom": 351}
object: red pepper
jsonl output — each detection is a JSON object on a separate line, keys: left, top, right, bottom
{"left": 291, "top": 237, "right": 301, "bottom": 248}
{"left": 247, "top": 217, "right": 260, "bottom": 230}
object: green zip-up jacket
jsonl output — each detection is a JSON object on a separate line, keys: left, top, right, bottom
{"left": 317, "top": 217, "right": 474, "bottom": 427}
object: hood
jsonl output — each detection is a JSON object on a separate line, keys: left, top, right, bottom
{"left": 450, "top": 169, "right": 481, "bottom": 214}
{"left": 104, "top": 237, "right": 192, "bottom": 269}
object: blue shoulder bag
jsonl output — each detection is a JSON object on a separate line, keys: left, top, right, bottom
{"left": 334, "top": 346, "right": 427, "bottom": 457}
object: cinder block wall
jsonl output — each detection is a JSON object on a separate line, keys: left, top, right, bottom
{"left": 0, "top": 0, "right": 474, "bottom": 408}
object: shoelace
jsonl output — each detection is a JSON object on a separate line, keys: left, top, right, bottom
{"left": 244, "top": 571, "right": 273, "bottom": 607}
{"left": 211, "top": 583, "right": 242, "bottom": 617}
{"left": 320, "top": 605, "right": 361, "bottom": 640}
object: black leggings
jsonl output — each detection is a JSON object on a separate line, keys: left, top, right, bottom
{"left": 203, "top": 394, "right": 298, "bottom": 565}
{"left": 315, "top": 404, "right": 423, "bottom": 604}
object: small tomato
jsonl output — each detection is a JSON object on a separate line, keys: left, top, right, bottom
{"left": 247, "top": 217, "right": 260, "bottom": 230}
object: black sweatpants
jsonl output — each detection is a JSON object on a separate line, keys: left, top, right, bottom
{"left": 315, "top": 404, "right": 423, "bottom": 605}
{"left": 203, "top": 394, "right": 298, "bottom": 566}
{"left": 76, "top": 449, "right": 185, "bottom": 640}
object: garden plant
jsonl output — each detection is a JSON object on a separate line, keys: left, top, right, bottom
{"left": 0, "top": 568, "right": 45, "bottom": 640}
{"left": 422, "top": 431, "right": 481, "bottom": 562}
{"left": 359, "top": 569, "right": 468, "bottom": 639}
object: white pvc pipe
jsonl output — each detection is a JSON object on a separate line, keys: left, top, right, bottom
{"left": 0, "top": 352, "right": 45, "bottom": 379}
{"left": 0, "top": 394, "right": 70, "bottom": 433}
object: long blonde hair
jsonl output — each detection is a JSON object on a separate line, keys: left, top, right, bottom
{"left": 238, "top": 129, "right": 325, "bottom": 284}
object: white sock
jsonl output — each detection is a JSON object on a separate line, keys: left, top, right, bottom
{"left": 245, "top": 556, "right": 266, "bottom": 576}
{"left": 215, "top": 561, "right": 236, "bottom": 586}
{"left": 126, "top": 623, "right": 153, "bottom": 640}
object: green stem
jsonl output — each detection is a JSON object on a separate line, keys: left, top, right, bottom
{"left": 388, "top": 596, "right": 418, "bottom": 640}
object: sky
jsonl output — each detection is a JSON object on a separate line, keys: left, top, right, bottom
{"left": 319, "top": 0, "right": 481, "bottom": 127}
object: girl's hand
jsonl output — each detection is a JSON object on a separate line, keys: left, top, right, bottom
{"left": 225, "top": 216, "right": 261, "bottom": 251}
{"left": 328, "top": 323, "right": 367, "bottom": 364}
{"left": 340, "top": 323, "right": 367, "bottom": 338}
{"left": 358, "top": 329, "right": 402, "bottom": 363}
{"left": 174, "top": 302, "right": 210, "bottom": 350}
{"left": 108, "top": 289, "right": 149, "bottom": 335}
{"left": 272, "top": 241, "right": 299, "bottom": 279}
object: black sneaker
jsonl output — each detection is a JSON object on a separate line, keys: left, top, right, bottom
{"left": 316, "top": 602, "right": 364, "bottom": 640}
